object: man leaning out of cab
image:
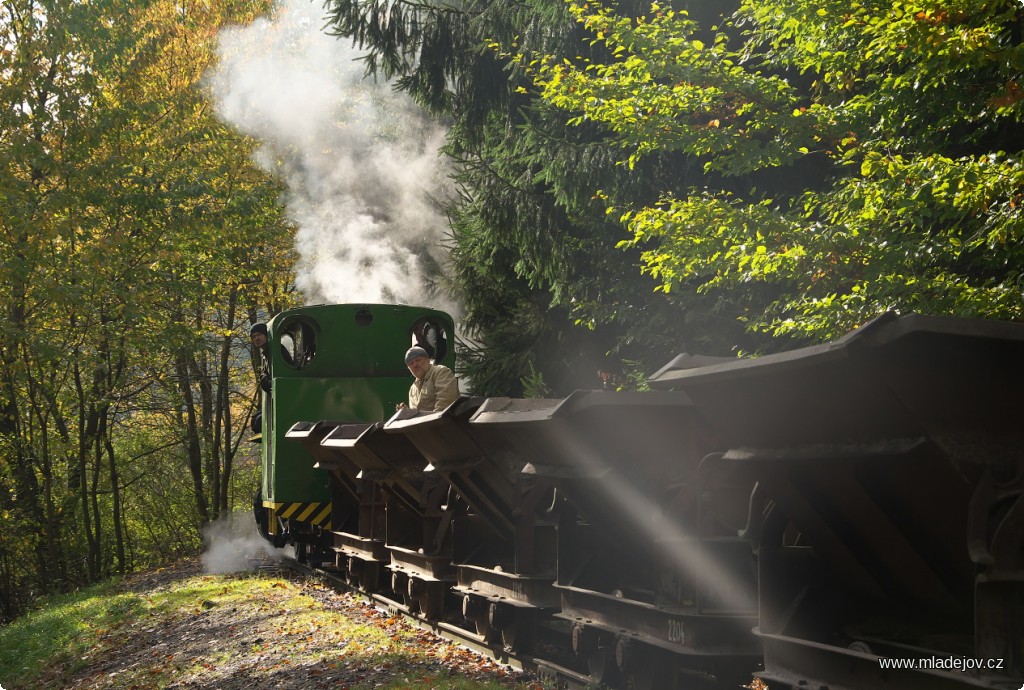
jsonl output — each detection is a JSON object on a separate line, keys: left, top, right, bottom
{"left": 398, "top": 346, "right": 459, "bottom": 413}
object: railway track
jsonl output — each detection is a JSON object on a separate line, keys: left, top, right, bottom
{"left": 282, "top": 556, "right": 599, "bottom": 690}
{"left": 258, "top": 306, "right": 1024, "bottom": 690}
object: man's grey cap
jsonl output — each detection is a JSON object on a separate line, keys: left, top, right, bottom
{"left": 405, "top": 346, "right": 429, "bottom": 364}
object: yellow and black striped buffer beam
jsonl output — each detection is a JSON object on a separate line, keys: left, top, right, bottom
{"left": 267, "top": 502, "right": 332, "bottom": 530}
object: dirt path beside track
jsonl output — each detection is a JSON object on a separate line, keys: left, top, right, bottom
{"left": 48, "top": 559, "right": 542, "bottom": 690}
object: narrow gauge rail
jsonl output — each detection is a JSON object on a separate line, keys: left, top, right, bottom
{"left": 255, "top": 304, "right": 1024, "bottom": 690}
{"left": 283, "top": 554, "right": 596, "bottom": 689}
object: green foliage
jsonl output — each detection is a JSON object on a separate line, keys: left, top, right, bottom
{"left": 530, "top": 0, "right": 1024, "bottom": 339}
{"left": 520, "top": 361, "right": 553, "bottom": 398}
{"left": 326, "top": 0, "right": 755, "bottom": 397}
{"left": 531, "top": 0, "right": 818, "bottom": 174}
{"left": 0, "top": 0, "right": 297, "bottom": 617}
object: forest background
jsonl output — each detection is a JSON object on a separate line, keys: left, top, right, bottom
{"left": 1, "top": 0, "right": 1021, "bottom": 620}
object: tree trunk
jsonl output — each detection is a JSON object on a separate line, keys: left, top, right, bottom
{"left": 105, "top": 427, "right": 126, "bottom": 574}
{"left": 215, "top": 288, "right": 239, "bottom": 513}
{"left": 177, "top": 352, "right": 209, "bottom": 524}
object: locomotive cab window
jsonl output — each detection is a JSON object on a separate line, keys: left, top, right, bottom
{"left": 411, "top": 316, "right": 449, "bottom": 363}
{"left": 278, "top": 317, "right": 318, "bottom": 369}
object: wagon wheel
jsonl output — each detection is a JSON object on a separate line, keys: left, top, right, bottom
{"left": 619, "top": 641, "right": 673, "bottom": 690}
{"left": 497, "top": 608, "right": 535, "bottom": 654}
{"left": 392, "top": 572, "right": 420, "bottom": 613}
{"left": 403, "top": 595, "right": 421, "bottom": 614}
{"left": 360, "top": 562, "right": 380, "bottom": 593}
{"left": 475, "top": 617, "right": 501, "bottom": 644}
{"left": 586, "top": 647, "right": 617, "bottom": 687}
{"left": 308, "top": 545, "right": 329, "bottom": 568}
{"left": 501, "top": 618, "right": 534, "bottom": 654}
{"left": 463, "top": 595, "right": 500, "bottom": 644}
{"left": 582, "top": 628, "right": 620, "bottom": 686}
{"left": 346, "top": 558, "right": 362, "bottom": 587}
{"left": 406, "top": 577, "right": 432, "bottom": 616}
{"left": 418, "top": 581, "right": 444, "bottom": 620}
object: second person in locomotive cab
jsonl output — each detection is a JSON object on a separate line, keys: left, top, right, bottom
{"left": 249, "top": 322, "right": 273, "bottom": 395}
{"left": 250, "top": 321, "right": 296, "bottom": 393}
{"left": 399, "top": 345, "right": 459, "bottom": 413}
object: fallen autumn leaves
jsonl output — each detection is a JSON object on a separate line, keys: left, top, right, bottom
{"left": 33, "top": 559, "right": 547, "bottom": 690}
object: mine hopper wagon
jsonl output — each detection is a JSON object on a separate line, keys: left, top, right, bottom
{"left": 256, "top": 304, "right": 1024, "bottom": 690}
{"left": 650, "top": 313, "right": 1024, "bottom": 690}
{"left": 313, "top": 390, "right": 762, "bottom": 689}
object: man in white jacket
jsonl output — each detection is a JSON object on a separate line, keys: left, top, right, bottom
{"left": 400, "top": 346, "right": 460, "bottom": 412}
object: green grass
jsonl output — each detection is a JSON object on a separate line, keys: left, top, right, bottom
{"left": 0, "top": 579, "right": 137, "bottom": 683}
{"left": 0, "top": 574, "right": 293, "bottom": 688}
{"left": 0, "top": 570, "right": 542, "bottom": 690}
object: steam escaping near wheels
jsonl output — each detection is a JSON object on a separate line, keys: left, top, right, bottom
{"left": 201, "top": 510, "right": 292, "bottom": 574}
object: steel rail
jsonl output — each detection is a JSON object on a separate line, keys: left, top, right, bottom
{"left": 282, "top": 556, "right": 594, "bottom": 690}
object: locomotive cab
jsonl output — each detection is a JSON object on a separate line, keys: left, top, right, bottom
{"left": 254, "top": 303, "right": 456, "bottom": 562}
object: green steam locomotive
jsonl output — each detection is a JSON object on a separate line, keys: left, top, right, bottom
{"left": 252, "top": 303, "right": 455, "bottom": 555}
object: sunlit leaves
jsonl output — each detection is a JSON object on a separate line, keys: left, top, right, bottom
{"left": 0, "top": 0, "right": 296, "bottom": 613}
{"left": 530, "top": 0, "right": 1024, "bottom": 339}
{"left": 530, "top": 0, "right": 828, "bottom": 174}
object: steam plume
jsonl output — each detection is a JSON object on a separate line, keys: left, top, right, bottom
{"left": 208, "top": 0, "right": 454, "bottom": 308}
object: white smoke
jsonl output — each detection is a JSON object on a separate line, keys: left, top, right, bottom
{"left": 208, "top": 0, "right": 455, "bottom": 309}
{"left": 201, "top": 511, "right": 289, "bottom": 574}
